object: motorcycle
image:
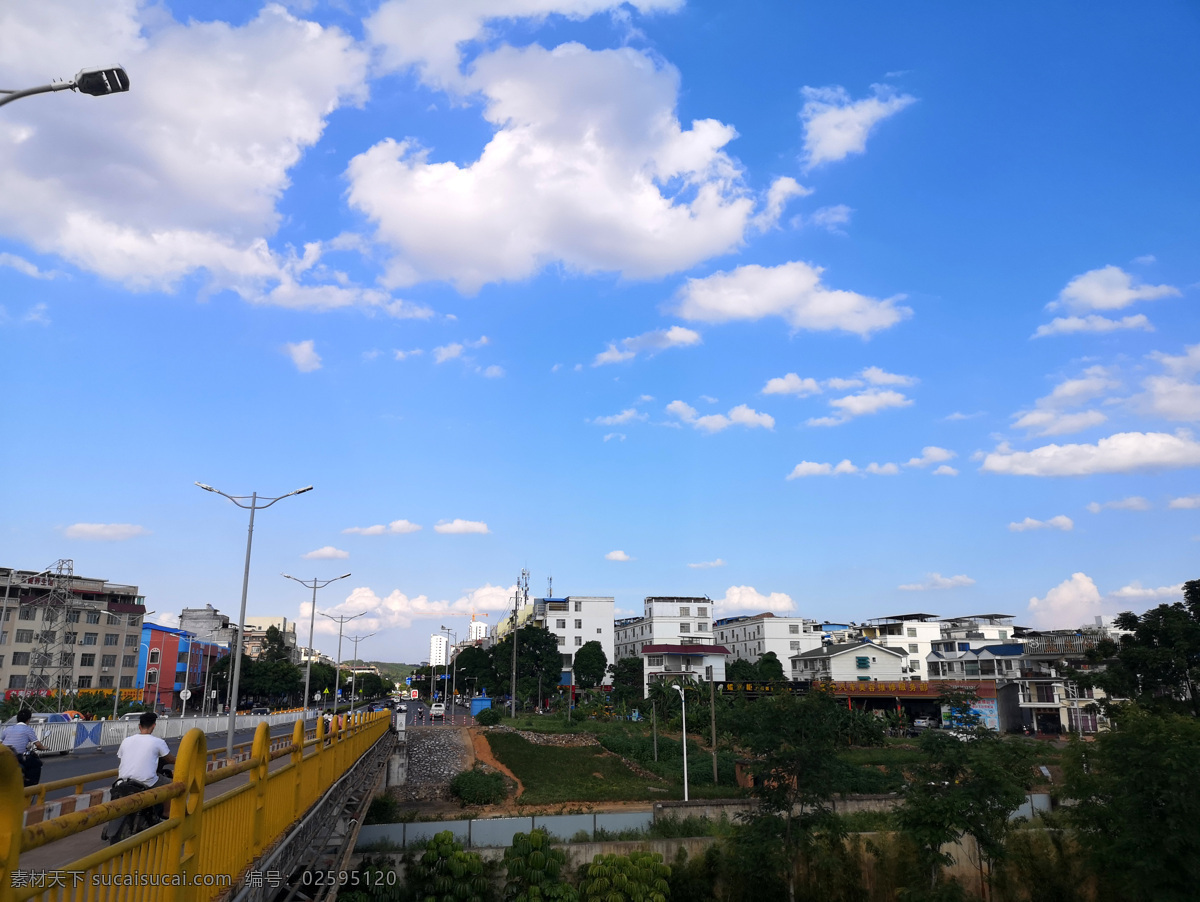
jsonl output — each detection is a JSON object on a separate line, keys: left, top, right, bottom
{"left": 102, "top": 760, "right": 174, "bottom": 845}
{"left": 16, "top": 748, "right": 42, "bottom": 787}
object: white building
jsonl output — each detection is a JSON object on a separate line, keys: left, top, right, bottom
{"left": 861, "top": 613, "right": 944, "bottom": 681}
{"left": 536, "top": 596, "right": 615, "bottom": 684}
{"left": 713, "top": 612, "right": 823, "bottom": 665}
{"left": 429, "top": 634, "right": 447, "bottom": 667}
{"left": 940, "top": 614, "right": 1017, "bottom": 644}
{"left": 468, "top": 618, "right": 488, "bottom": 643}
{"left": 789, "top": 641, "right": 907, "bottom": 682}
{"left": 614, "top": 596, "right": 714, "bottom": 662}
{"left": 640, "top": 643, "right": 730, "bottom": 697}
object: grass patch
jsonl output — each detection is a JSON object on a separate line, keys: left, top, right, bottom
{"left": 836, "top": 809, "right": 898, "bottom": 832}
{"left": 450, "top": 768, "right": 507, "bottom": 806}
{"left": 486, "top": 731, "right": 676, "bottom": 804}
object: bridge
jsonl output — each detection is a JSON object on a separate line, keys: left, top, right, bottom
{"left": 1, "top": 710, "right": 397, "bottom": 902}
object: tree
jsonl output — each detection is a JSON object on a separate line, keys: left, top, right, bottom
{"left": 756, "top": 651, "right": 785, "bottom": 681}
{"left": 610, "top": 657, "right": 644, "bottom": 709}
{"left": 491, "top": 627, "right": 563, "bottom": 709}
{"left": 1064, "top": 707, "right": 1200, "bottom": 902}
{"left": 1085, "top": 579, "right": 1200, "bottom": 716}
{"left": 503, "top": 829, "right": 578, "bottom": 902}
{"left": 573, "top": 641, "right": 608, "bottom": 689}
{"left": 406, "top": 830, "right": 495, "bottom": 902}
{"left": 261, "top": 625, "right": 293, "bottom": 663}
{"left": 726, "top": 658, "right": 757, "bottom": 682}
{"left": 457, "top": 645, "right": 497, "bottom": 694}
{"left": 578, "top": 851, "right": 670, "bottom": 902}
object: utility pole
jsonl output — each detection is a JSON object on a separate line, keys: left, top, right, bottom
{"left": 708, "top": 665, "right": 718, "bottom": 784}
{"left": 283, "top": 572, "right": 351, "bottom": 717}
{"left": 320, "top": 611, "right": 364, "bottom": 714}
{"left": 346, "top": 633, "right": 376, "bottom": 714}
{"left": 509, "top": 586, "right": 520, "bottom": 718}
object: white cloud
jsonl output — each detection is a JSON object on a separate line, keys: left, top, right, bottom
{"left": 762, "top": 373, "right": 822, "bottom": 397}
{"left": 1169, "top": 495, "right": 1200, "bottom": 509}
{"left": 667, "top": 400, "right": 774, "bottom": 433}
{"left": 149, "top": 612, "right": 180, "bottom": 629}
{"left": 1033, "top": 314, "right": 1154, "bottom": 338}
{"left": 981, "top": 431, "right": 1200, "bottom": 476}
{"left": 806, "top": 204, "right": 853, "bottom": 233}
{"left": 905, "top": 446, "right": 955, "bottom": 468}
{"left": 1008, "top": 515, "right": 1074, "bottom": 533}
{"left": 786, "top": 459, "right": 859, "bottom": 479}
{"left": 312, "top": 581, "right": 519, "bottom": 633}
{"left": 342, "top": 519, "right": 423, "bottom": 535}
{"left": 0, "top": 252, "right": 54, "bottom": 279}
{"left": 1138, "top": 345, "right": 1200, "bottom": 422}
{"left": 603, "top": 432, "right": 626, "bottom": 442}
{"left": 800, "top": 84, "right": 916, "bottom": 168}
{"left": 433, "top": 343, "right": 463, "bottom": 363}
{"left": 861, "top": 366, "right": 916, "bottom": 387}
{"left": 865, "top": 462, "right": 899, "bottom": 475}
{"left": 674, "top": 261, "right": 910, "bottom": 337}
{"left": 1011, "top": 366, "right": 1118, "bottom": 436}
{"left": 1133, "top": 254, "right": 1157, "bottom": 265}
{"left": 0, "top": 4, "right": 395, "bottom": 311}
{"left": 593, "top": 408, "right": 647, "bottom": 426}
{"left": 1086, "top": 497, "right": 1150, "bottom": 514}
{"left": 482, "top": 365, "right": 506, "bottom": 378}
{"left": 605, "top": 549, "right": 632, "bottom": 561}
{"left": 1109, "top": 581, "right": 1183, "bottom": 602}
{"left": 826, "top": 377, "right": 864, "bottom": 390}
{"left": 932, "top": 465, "right": 959, "bottom": 476}
{"left": 945, "top": 411, "right": 983, "bottom": 421}
{"left": 753, "top": 177, "right": 811, "bottom": 230}
{"left": 1150, "top": 344, "right": 1200, "bottom": 378}
{"left": 394, "top": 349, "right": 424, "bottom": 360}
{"left": 898, "top": 573, "right": 975, "bottom": 591}
{"left": 715, "top": 585, "right": 794, "bottom": 613}
{"left": 303, "top": 546, "right": 350, "bottom": 560}
{"left": 434, "top": 519, "right": 490, "bottom": 534}
{"left": 349, "top": 22, "right": 784, "bottom": 293}
{"left": 688, "top": 558, "right": 726, "bottom": 569}
{"left": 63, "top": 523, "right": 149, "bottom": 541}
{"left": 1028, "top": 573, "right": 1103, "bottom": 629}
{"left": 592, "top": 325, "right": 701, "bottom": 366}
{"left": 284, "top": 340, "right": 322, "bottom": 373}
{"left": 1051, "top": 265, "right": 1180, "bottom": 312}
{"left": 23, "top": 303, "right": 50, "bottom": 326}
{"left": 808, "top": 388, "right": 913, "bottom": 426}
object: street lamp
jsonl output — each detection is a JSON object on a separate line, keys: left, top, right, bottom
{"left": 346, "top": 632, "right": 376, "bottom": 715}
{"left": 112, "top": 610, "right": 154, "bottom": 720}
{"left": 0, "top": 66, "right": 130, "bottom": 109}
{"left": 195, "top": 481, "right": 312, "bottom": 759}
{"left": 440, "top": 626, "right": 458, "bottom": 724}
{"left": 320, "top": 611, "right": 364, "bottom": 714}
{"left": 282, "top": 572, "right": 351, "bottom": 717}
{"left": 673, "top": 683, "right": 689, "bottom": 803}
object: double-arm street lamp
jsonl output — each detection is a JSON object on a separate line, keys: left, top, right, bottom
{"left": 440, "top": 626, "right": 458, "bottom": 724}
{"left": 674, "top": 683, "right": 689, "bottom": 803}
{"left": 320, "top": 610, "right": 364, "bottom": 714}
{"left": 282, "top": 572, "right": 351, "bottom": 716}
{"left": 0, "top": 66, "right": 130, "bottom": 109}
{"left": 196, "top": 482, "right": 312, "bottom": 759}
{"left": 346, "top": 632, "right": 376, "bottom": 715}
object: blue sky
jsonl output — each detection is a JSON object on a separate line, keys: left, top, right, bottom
{"left": 2, "top": 1, "right": 1198, "bottom": 665}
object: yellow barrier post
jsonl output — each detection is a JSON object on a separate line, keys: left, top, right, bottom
{"left": 249, "top": 721, "right": 271, "bottom": 859}
{"left": 1, "top": 748, "right": 24, "bottom": 902}
{"left": 290, "top": 720, "right": 304, "bottom": 821}
{"left": 168, "top": 728, "right": 207, "bottom": 902}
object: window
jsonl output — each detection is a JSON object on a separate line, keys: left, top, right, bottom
{"left": 60, "top": 653, "right": 75, "bottom": 666}
{"left": 679, "top": 623, "right": 690, "bottom": 633}
{"left": 66, "top": 610, "right": 80, "bottom": 623}
{"left": 999, "top": 630, "right": 1008, "bottom": 641}
{"left": 38, "top": 630, "right": 55, "bottom": 643}
{"left": 19, "top": 608, "right": 35, "bottom": 621}
{"left": 789, "top": 624, "right": 799, "bottom": 634}
{"left": 80, "top": 653, "right": 95, "bottom": 667}
{"left": 556, "top": 634, "right": 565, "bottom": 646}
{"left": 958, "top": 642, "right": 970, "bottom": 651}
{"left": 8, "top": 675, "right": 26, "bottom": 689}
{"left": 77, "top": 676, "right": 92, "bottom": 689}
{"left": 562, "top": 654, "right": 573, "bottom": 667}
{"left": 43, "top": 608, "right": 56, "bottom": 622}
{"left": 86, "top": 611, "right": 100, "bottom": 624}
{"left": 12, "top": 652, "right": 30, "bottom": 665}
{"left": 908, "top": 643, "right": 918, "bottom": 653}
{"left": 0, "top": 631, "right": 6, "bottom": 646}
{"left": 1003, "top": 660, "right": 1014, "bottom": 672}
{"left": 82, "top": 633, "right": 98, "bottom": 646}
{"left": 574, "top": 601, "right": 582, "bottom": 612}
{"left": 647, "top": 655, "right": 663, "bottom": 667}
{"left": 104, "top": 633, "right": 119, "bottom": 646}
{"left": 980, "top": 660, "right": 995, "bottom": 676}
{"left": 129, "top": 614, "right": 141, "bottom": 627}
{"left": 596, "top": 628, "right": 602, "bottom": 634}
{"left": 99, "top": 676, "right": 114, "bottom": 688}
{"left": 698, "top": 607, "right": 707, "bottom": 617}
{"left": 125, "top": 635, "right": 138, "bottom": 648}
{"left": 102, "top": 654, "right": 117, "bottom": 667}
{"left": 575, "top": 619, "right": 582, "bottom": 629}
{"left": 855, "top": 656, "right": 870, "bottom": 670}
{"left": 119, "top": 676, "right": 133, "bottom": 688}
{"left": 574, "top": 636, "right": 582, "bottom": 646}
{"left": 907, "top": 628, "right": 917, "bottom": 638}
{"left": 147, "top": 669, "right": 157, "bottom": 685}
{"left": 149, "top": 649, "right": 160, "bottom": 664}
{"left": 122, "top": 654, "right": 136, "bottom": 668}
{"left": 556, "top": 619, "right": 566, "bottom": 629}
{"left": 789, "top": 640, "right": 800, "bottom": 650}
{"left": 679, "top": 607, "right": 690, "bottom": 617}
{"left": 106, "top": 613, "right": 121, "bottom": 625}
{"left": 64, "top": 631, "right": 77, "bottom": 645}
{"left": 15, "top": 629, "right": 33, "bottom": 644}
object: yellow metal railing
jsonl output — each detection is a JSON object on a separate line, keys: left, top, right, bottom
{"left": 1, "top": 710, "right": 391, "bottom": 902}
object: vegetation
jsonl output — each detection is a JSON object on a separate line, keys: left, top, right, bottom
{"left": 408, "top": 831, "right": 496, "bottom": 902}
{"left": 451, "top": 768, "right": 509, "bottom": 806}
{"left": 503, "top": 829, "right": 577, "bottom": 901}
{"left": 577, "top": 850, "right": 670, "bottom": 902}
{"left": 475, "top": 706, "right": 502, "bottom": 726}
{"left": 572, "top": 641, "right": 608, "bottom": 689}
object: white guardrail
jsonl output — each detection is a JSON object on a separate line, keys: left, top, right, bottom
{"left": 28, "top": 709, "right": 326, "bottom": 753}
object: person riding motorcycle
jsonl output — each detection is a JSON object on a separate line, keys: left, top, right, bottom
{"left": 1, "top": 709, "right": 47, "bottom": 786}
{"left": 114, "top": 712, "right": 174, "bottom": 820}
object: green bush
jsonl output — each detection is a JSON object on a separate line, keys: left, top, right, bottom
{"left": 450, "top": 768, "right": 508, "bottom": 805}
{"left": 364, "top": 794, "right": 402, "bottom": 825}
{"left": 475, "top": 706, "right": 502, "bottom": 726}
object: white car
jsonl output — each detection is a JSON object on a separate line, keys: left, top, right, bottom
{"left": 430, "top": 703, "right": 445, "bottom": 721}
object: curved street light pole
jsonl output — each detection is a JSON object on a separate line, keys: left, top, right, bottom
{"left": 195, "top": 482, "right": 312, "bottom": 759}
{"left": 283, "top": 572, "right": 351, "bottom": 717}
{"left": 440, "top": 626, "right": 458, "bottom": 724}
{"left": 345, "top": 632, "right": 376, "bottom": 715}
{"left": 673, "top": 683, "right": 689, "bottom": 803}
{"left": 320, "top": 611, "right": 364, "bottom": 715}
{"left": 0, "top": 66, "right": 130, "bottom": 109}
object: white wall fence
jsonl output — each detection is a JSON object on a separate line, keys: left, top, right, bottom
{"left": 27, "top": 709, "right": 323, "bottom": 753}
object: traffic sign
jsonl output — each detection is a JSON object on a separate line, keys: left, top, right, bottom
{"left": 179, "top": 689, "right": 192, "bottom": 701}
{"left": 410, "top": 689, "right": 418, "bottom": 699}
{"left": 405, "top": 677, "right": 412, "bottom": 686}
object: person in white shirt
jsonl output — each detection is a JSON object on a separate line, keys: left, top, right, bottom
{"left": 117, "top": 712, "right": 174, "bottom": 789}
{"left": 1, "top": 709, "right": 47, "bottom": 786}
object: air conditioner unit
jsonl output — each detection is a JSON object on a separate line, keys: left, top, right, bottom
{"left": 102, "top": 667, "right": 110, "bottom": 673}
